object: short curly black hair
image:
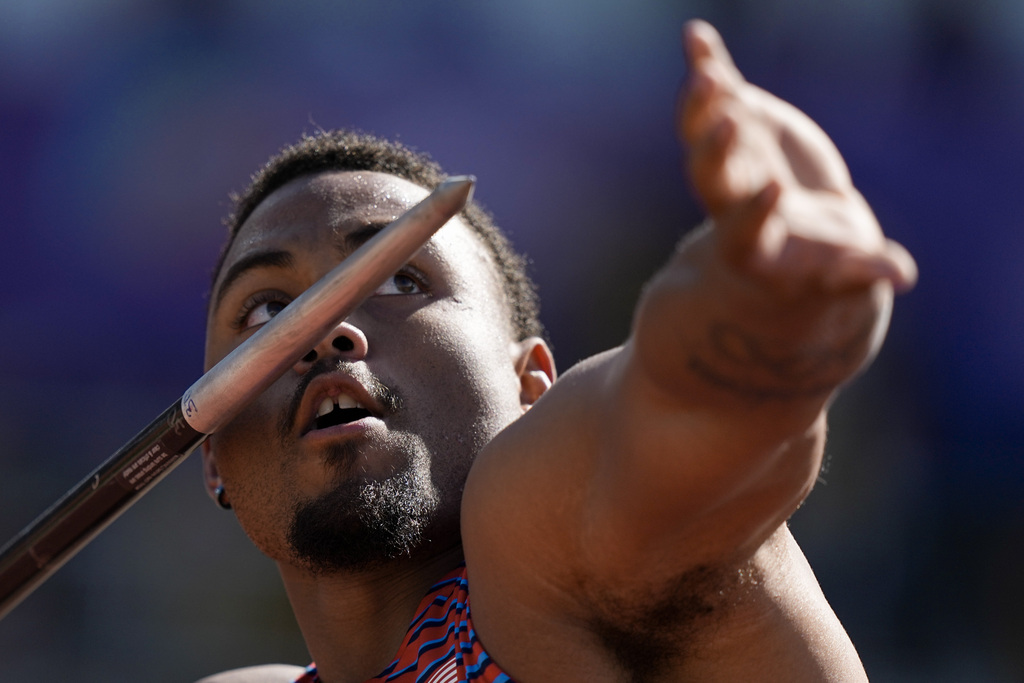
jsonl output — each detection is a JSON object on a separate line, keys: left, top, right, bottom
{"left": 214, "top": 129, "right": 544, "bottom": 341}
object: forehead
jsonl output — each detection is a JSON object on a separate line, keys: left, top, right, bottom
{"left": 223, "top": 171, "right": 482, "bottom": 270}
{"left": 226, "top": 171, "right": 428, "bottom": 262}
{"left": 212, "top": 170, "right": 505, "bottom": 318}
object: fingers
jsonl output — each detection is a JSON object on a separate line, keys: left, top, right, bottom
{"left": 819, "top": 239, "right": 918, "bottom": 294}
{"left": 683, "top": 20, "right": 740, "bottom": 81}
{"left": 688, "top": 108, "right": 775, "bottom": 215}
{"left": 843, "top": 239, "right": 917, "bottom": 292}
{"left": 678, "top": 19, "right": 778, "bottom": 212}
{"left": 688, "top": 115, "right": 737, "bottom": 212}
{"left": 714, "top": 185, "right": 919, "bottom": 296}
{"left": 884, "top": 238, "right": 919, "bottom": 292}
{"left": 746, "top": 233, "right": 919, "bottom": 296}
{"left": 677, "top": 20, "right": 744, "bottom": 145}
{"left": 678, "top": 59, "right": 726, "bottom": 144}
{"left": 717, "top": 180, "right": 783, "bottom": 270}
{"left": 678, "top": 20, "right": 919, "bottom": 298}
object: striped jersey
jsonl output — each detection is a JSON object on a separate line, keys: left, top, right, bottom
{"left": 292, "top": 564, "right": 513, "bottom": 683}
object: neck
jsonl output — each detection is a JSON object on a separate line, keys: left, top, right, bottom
{"left": 279, "top": 545, "right": 465, "bottom": 683}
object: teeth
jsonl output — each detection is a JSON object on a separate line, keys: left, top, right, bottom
{"left": 317, "top": 398, "right": 334, "bottom": 418}
{"left": 337, "top": 394, "right": 360, "bottom": 410}
{"left": 315, "top": 394, "right": 364, "bottom": 418}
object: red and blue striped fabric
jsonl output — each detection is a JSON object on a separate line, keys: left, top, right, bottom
{"left": 293, "top": 564, "right": 513, "bottom": 683}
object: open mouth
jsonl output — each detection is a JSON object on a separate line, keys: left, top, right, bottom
{"left": 313, "top": 395, "right": 373, "bottom": 430}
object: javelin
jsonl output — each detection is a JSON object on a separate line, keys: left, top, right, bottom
{"left": 0, "top": 175, "right": 476, "bottom": 620}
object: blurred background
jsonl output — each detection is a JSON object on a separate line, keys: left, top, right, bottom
{"left": 0, "top": 0, "right": 1020, "bottom": 680}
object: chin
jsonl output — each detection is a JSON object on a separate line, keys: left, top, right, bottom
{"left": 287, "top": 459, "right": 441, "bottom": 574}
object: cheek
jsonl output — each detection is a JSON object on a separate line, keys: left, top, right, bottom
{"left": 206, "top": 391, "right": 300, "bottom": 561}
{"left": 401, "top": 301, "right": 524, "bottom": 437}
{"left": 211, "top": 411, "right": 274, "bottom": 484}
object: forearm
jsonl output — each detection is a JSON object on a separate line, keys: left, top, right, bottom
{"left": 582, "top": 222, "right": 895, "bottom": 561}
{"left": 631, "top": 220, "right": 894, "bottom": 433}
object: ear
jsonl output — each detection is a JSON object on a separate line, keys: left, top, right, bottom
{"left": 201, "top": 440, "right": 224, "bottom": 505}
{"left": 511, "top": 337, "right": 556, "bottom": 410}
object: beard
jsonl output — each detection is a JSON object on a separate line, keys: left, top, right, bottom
{"left": 286, "top": 435, "right": 443, "bottom": 574}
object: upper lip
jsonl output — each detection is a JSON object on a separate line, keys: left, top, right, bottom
{"left": 294, "top": 371, "right": 384, "bottom": 436}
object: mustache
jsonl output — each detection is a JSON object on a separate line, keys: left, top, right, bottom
{"left": 278, "top": 360, "right": 403, "bottom": 438}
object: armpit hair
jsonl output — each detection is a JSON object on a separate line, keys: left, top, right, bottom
{"left": 584, "top": 564, "right": 736, "bottom": 682}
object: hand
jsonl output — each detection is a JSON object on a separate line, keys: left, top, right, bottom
{"left": 678, "top": 20, "right": 917, "bottom": 295}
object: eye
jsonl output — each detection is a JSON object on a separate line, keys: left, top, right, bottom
{"left": 373, "top": 270, "right": 425, "bottom": 296}
{"left": 234, "top": 291, "right": 291, "bottom": 331}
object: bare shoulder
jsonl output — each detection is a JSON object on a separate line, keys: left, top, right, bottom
{"left": 194, "top": 664, "right": 307, "bottom": 683}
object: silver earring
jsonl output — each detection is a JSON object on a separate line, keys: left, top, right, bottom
{"left": 215, "top": 484, "right": 232, "bottom": 510}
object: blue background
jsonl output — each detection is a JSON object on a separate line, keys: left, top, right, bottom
{"left": 0, "top": 1, "right": 1021, "bottom": 680}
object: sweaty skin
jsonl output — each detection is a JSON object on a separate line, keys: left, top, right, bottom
{"left": 200, "top": 20, "right": 915, "bottom": 683}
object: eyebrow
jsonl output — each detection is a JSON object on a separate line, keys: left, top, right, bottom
{"left": 212, "top": 250, "right": 295, "bottom": 314}
{"left": 210, "top": 222, "right": 393, "bottom": 316}
{"left": 338, "top": 223, "right": 387, "bottom": 253}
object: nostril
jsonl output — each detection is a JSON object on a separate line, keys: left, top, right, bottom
{"left": 302, "top": 350, "right": 317, "bottom": 363}
{"left": 332, "top": 336, "right": 355, "bottom": 352}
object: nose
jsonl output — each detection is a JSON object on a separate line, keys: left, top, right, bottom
{"left": 292, "top": 320, "right": 368, "bottom": 373}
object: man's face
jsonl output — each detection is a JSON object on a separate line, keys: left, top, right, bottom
{"left": 203, "top": 171, "right": 529, "bottom": 571}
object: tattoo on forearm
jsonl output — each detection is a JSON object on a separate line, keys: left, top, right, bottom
{"left": 687, "top": 318, "right": 876, "bottom": 401}
{"left": 687, "top": 356, "right": 835, "bottom": 401}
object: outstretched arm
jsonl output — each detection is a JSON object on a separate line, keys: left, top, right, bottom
{"left": 601, "top": 19, "right": 917, "bottom": 560}
{"left": 663, "top": 18, "right": 916, "bottom": 411}
{"left": 464, "top": 19, "right": 915, "bottom": 682}
{"left": 662, "top": 19, "right": 915, "bottom": 403}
